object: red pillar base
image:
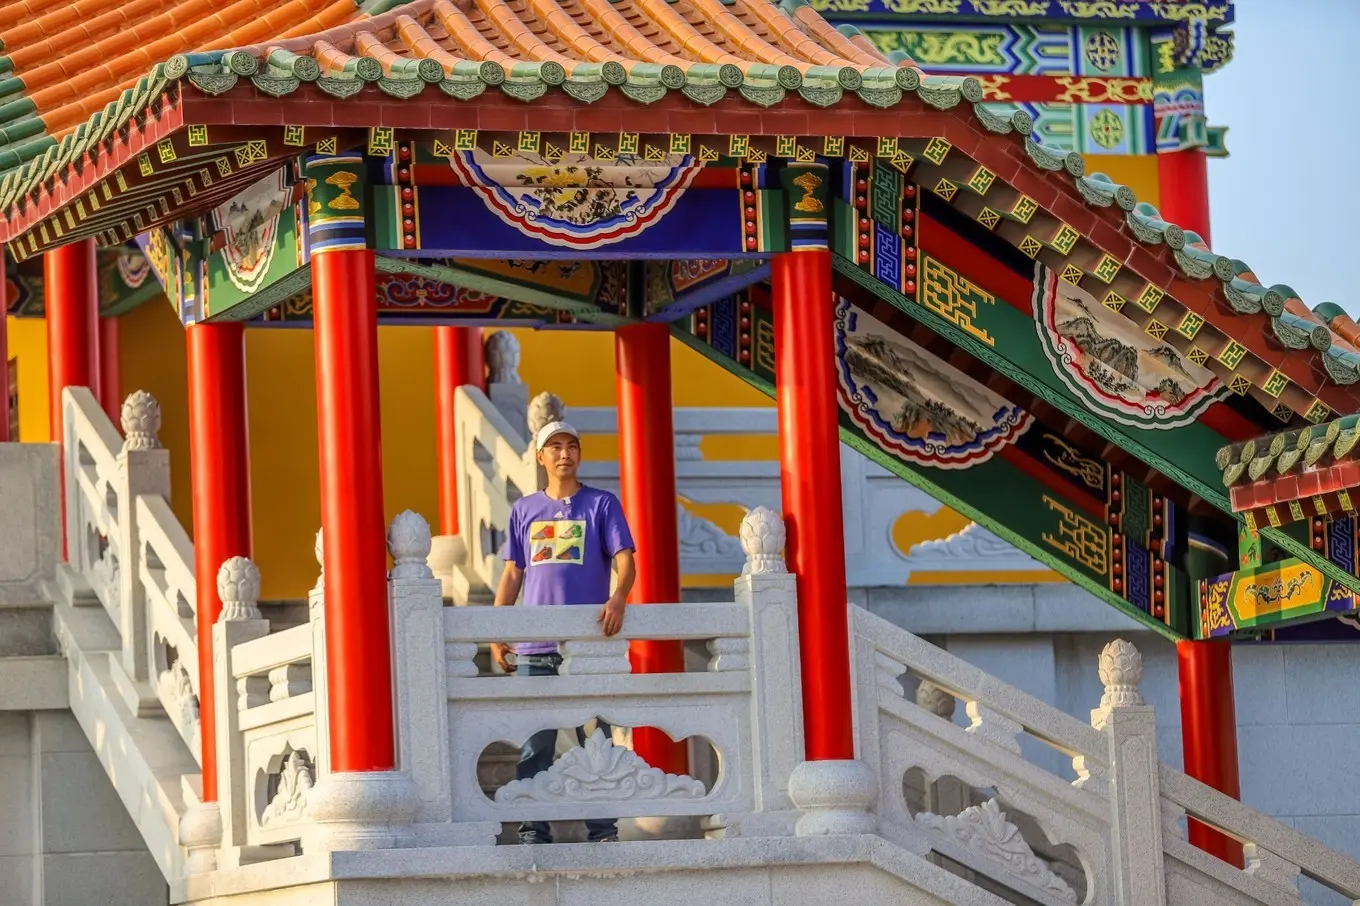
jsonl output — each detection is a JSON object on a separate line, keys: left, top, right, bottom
{"left": 313, "top": 248, "right": 396, "bottom": 773}
{"left": 1177, "top": 639, "right": 1243, "bottom": 867}
{"left": 615, "top": 323, "right": 687, "bottom": 774}
{"left": 434, "top": 326, "right": 485, "bottom": 536}
{"left": 187, "top": 321, "right": 253, "bottom": 803}
{"left": 772, "top": 250, "right": 854, "bottom": 762}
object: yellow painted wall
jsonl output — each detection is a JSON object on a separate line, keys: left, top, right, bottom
{"left": 6, "top": 316, "right": 50, "bottom": 444}
{"left": 1084, "top": 153, "right": 1160, "bottom": 209}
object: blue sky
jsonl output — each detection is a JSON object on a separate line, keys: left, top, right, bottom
{"left": 1206, "top": 0, "right": 1357, "bottom": 313}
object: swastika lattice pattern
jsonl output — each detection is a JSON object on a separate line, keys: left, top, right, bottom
{"left": 1042, "top": 496, "right": 1108, "bottom": 575}
{"left": 920, "top": 255, "right": 995, "bottom": 347}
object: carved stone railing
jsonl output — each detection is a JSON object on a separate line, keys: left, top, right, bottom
{"left": 62, "top": 386, "right": 129, "bottom": 619}
{"left": 442, "top": 382, "right": 543, "bottom": 600}
{"left": 62, "top": 387, "right": 205, "bottom": 753}
{"left": 421, "top": 504, "right": 806, "bottom": 843}
{"left": 853, "top": 606, "right": 1111, "bottom": 905}
{"left": 212, "top": 556, "right": 319, "bottom": 863}
{"left": 851, "top": 607, "right": 1360, "bottom": 904}
{"left": 139, "top": 494, "right": 200, "bottom": 753}
{"left": 165, "top": 503, "right": 1360, "bottom": 906}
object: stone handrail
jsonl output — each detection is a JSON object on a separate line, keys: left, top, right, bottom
{"left": 62, "top": 386, "right": 125, "bottom": 617}
{"left": 1159, "top": 766, "right": 1360, "bottom": 903}
{"left": 172, "top": 505, "right": 1360, "bottom": 906}
{"left": 852, "top": 607, "right": 1111, "bottom": 905}
{"left": 62, "top": 387, "right": 202, "bottom": 735}
{"left": 394, "top": 506, "right": 806, "bottom": 848}
{"left": 138, "top": 494, "right": 201, "bottom": 760}
{"left": 207, "top": 556, "right": 321, "bottom": 868}
{"left": 446, "top": 382, "right": 541, "bottom": 597}
{"left": 444, "top": 600, "right": 757, "bottom": 831}
{"left": 853, "top": 608, "right": 1107, "bottom": 763}
{"left": 849, "top": 608, "right": 1360, "bottom": 905}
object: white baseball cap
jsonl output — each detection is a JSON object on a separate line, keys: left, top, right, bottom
{"left": 535, "top": 420, "right": 580, "bottom": 451}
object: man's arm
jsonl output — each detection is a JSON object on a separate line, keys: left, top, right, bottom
{"left": 490, "top": 555, "right": 525, "bottom": 672}
{"left": 598, "top": 548, "right": 635, "bottom": 636}
{"left": 494, "top": 561, "right": 524, "bottom": 608}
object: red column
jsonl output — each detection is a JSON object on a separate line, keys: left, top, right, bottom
{"left": 45, "top": 239, "right": 100, "bottom": 554}
{"left": 186, "top": 322, "right": 253, "bottom": 803}
{"left": 1178, "top": 640, "right": 1243, "bottom": 866}
{"left": 615, "top": 323, "right": 687, "bottom": 773}
{"left": 1162, "top": 142, "right": 1239, "bottom": 864}
{"left": 434, "top": 326, "right": 484, "bottom": 535}
{"left": 772, "top": 250, "right": 854, "bottom": 761}
{"left": 313, "top": 248, "right": 395, "bottom": 772}
{"left": 1158, "top": 148, "right": 1212, "bottom": 245}
{"left": 45, "top": 238, "right": 100, "bottom": 444}
{"left": 99, "top": 316, "right": 121, "bottom": 426}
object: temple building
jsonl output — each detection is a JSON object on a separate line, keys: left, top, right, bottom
{"left": 3, "top": 0, "right": 1360, "bottom": 904}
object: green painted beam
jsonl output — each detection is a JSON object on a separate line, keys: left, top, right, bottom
{"left": 830, "top": 253, "right": 1360, "bottom": 613}
{"left": 669, "top": 321, "right": 1186, "bottom": 643}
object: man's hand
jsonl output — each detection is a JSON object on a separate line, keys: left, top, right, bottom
{"left": 597, "top": 595, "right": 627, "bottom": 636}
{"left": 491, "top": 642, "right": 514, "bottom": 673}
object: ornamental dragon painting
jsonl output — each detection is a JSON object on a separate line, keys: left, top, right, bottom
{"left": 445, "top": 150, "right": 703, "bottom": 249}
{"left": 1032, "top": 264, "right": 1224, "bottom": 428}
{"left": 835, "top": 298, "right": 1032, "bottom": 469}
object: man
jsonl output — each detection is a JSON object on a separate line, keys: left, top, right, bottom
{"left": 491, "top": 419, "right": 636, "bottom": 845}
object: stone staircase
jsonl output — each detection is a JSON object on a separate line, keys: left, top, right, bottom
{"left": 0, "top": 383, "right": 1358, "bottom": 905}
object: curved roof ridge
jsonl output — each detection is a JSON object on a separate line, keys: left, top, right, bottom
{"left": 1078, "top": 170, "right": 1358, "bottom": 392}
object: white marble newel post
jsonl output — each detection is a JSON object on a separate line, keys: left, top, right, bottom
{"left": 1093, "top": 639, "right": 1167, "bottom": 906}
{"left": 485, "top": 331, "right": 528, "bottom": 440}
{"left": 715, "top": 506, "right": 805, "bottom": 838}
{"left": 208, "top": 557, "right": 269, "bottom": 870}
{"left": 115, "top": 391, "right": 170, "bottom": 690}
{"left": 387, "top": 511, "right": 457, "bottom": 843}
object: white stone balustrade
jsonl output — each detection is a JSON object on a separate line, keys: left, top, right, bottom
{"left": 853, "top": 604, "right": 1116, "bottom": 903}
{"left": 50, "top": 385, "right": 1360, "bottom": 905}
{"left": 1090, "top": 640, "right": 1360, "bottom": 906}
{"left": 62, "top": 387, "right": 128, "bottom": 619}
{"left": 212, "top": 556, "right": 318, "bottom": 863}
{"left": 435, "top": 510, "right": 803, "bottom": 841}
{"left": 62, "top": 388, "right": 206, "bottom": 757}
{"left": 433, "top": 382, "right": 553, "bottom": 601}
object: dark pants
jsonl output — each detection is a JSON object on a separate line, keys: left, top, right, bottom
{"left": 515, "top": 658, "right": 618, "bottom": 843}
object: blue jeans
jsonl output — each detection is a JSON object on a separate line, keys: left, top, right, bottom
{"left": 515, "top": 659, "right": 618, "bottom": 843}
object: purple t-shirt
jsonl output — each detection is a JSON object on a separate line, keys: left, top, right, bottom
{"left": 504, "top": 486, "right": 634, "bottom": 654}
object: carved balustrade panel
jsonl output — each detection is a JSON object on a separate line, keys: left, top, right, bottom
{"left": 443, "top": 601, "right": 755, "bottom": 826}
{"left": 63, "top": 388, "right": 125, "bottom": 618}
{"left": 852, "top": 607, "right": 1110, "bottom": 904}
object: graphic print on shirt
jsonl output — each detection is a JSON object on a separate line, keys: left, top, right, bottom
{"left": 528, "top": 520, "right": 586, "bottom": 566}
